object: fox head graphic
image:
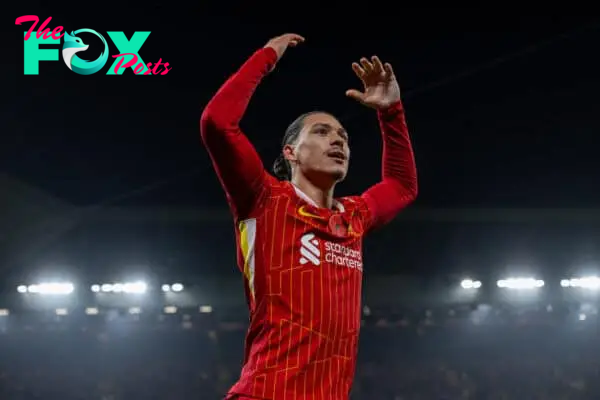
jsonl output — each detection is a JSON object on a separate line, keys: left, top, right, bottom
{"left": 61, "top": 29, "right": 109, "bottom": 75}
{"left": 62, "top": 31, "right": 88, "bottom": 70}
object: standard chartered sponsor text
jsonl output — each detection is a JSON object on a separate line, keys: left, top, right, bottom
{"left": 324, "top": 241, "right": 363, "bottom": 271}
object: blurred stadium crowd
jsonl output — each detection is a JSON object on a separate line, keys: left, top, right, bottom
{"left": 4, "top": 175, "right": 600, "bottom": 398}
{"left": 1, "top": 277, "right": 600, "bottom": 399}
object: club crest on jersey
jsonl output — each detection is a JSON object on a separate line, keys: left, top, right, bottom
{"left": 329, "top": 214, "right": 347, "bottom": 237}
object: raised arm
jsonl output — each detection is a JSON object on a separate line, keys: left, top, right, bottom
{"left": 362, "top": 102, "right": 417, "bottom": 229}
{"left": 346, "top": 57, "right": 418, "bottom": 230}
{"left": 200, "top": 34, "right": 304, "bottom": 219}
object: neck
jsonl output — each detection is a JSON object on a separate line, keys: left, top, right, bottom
{"left": 291, "top": 173, "right": 335, "bottom": 209}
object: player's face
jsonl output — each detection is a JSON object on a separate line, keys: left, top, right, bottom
{"left": 286, "top": 112, "right": 350, "bottom": 184}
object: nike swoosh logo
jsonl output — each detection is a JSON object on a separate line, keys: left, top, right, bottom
{"left": 298, "top": 205, "right": 322, "bottom": 219}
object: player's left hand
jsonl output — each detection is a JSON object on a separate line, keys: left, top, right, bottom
{"left": 346, "top": 56, "right": 400, "bottom": 109}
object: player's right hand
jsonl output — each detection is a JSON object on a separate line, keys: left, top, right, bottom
{"left": 264, "top": 33, "right": 305, "bottom": 61}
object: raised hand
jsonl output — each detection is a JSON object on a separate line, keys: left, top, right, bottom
{"left": 264, "top": 33, "right": 305, "bottom": 62}
{"left": 346, "top": 56, "right": 401, "bottom": 109}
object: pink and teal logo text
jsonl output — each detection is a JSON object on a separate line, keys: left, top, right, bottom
{"left": 16, "top": 15, "right": 171, "bottom": 75}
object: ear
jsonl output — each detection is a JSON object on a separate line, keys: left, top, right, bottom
{"left": 283, "top": 144, "right": 296, "bottom": 163}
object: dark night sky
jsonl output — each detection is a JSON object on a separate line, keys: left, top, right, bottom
{"left": 3, "top": 10, "right": 600, "bottom": 209}
{"left": 3, "top": 8, "right": 600, "bottom": 278}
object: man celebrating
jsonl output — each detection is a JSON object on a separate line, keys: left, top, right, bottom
{"left": 201, "top": 33, "right": 417, "bottom": 399}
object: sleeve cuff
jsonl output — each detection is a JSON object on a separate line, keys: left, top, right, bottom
{"left": 377, "top": 101, "right": 404, "bottom": 120}
{"left": 255, "top": 47, "right": 278, "bottom": 72}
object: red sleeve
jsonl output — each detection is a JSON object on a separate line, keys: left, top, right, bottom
{"left": 361, "top": 101, "right": 418, "bottom": 231}
{"left": 200, "top": 47, "right": 278, "bottom": 220}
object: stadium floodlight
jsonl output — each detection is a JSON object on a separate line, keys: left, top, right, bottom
{"left": 112, "top": 283, "right": 125, "bottom": 292}
{"left": 497, "top": 277, "right": 544, "bottom": 289}
{"left": 460, "top": 279, "right": 482, "bottom": 289}
{"left": 199, "top": 305, "right": 212, "bottom": 313}
{"left": 55, "top": 308, "right": 68, "bottom": 315}
{"left": 164, "top": 306, "right": 177, "bottom": 314}
{"left": 123, "top": 282, "right": 146, "bottom": 293}
{"left": 0, "top": 309, "right": 9, "bottom": 316}
{"left": 19, "top": 282, "right": 74, "bottom": 295}
{"left": 85, "top": 307, "right": 99, "bottom": 315}
{"left": 561, "top": 276, "right": 600, "bottom": 289}
{"left": 162, "top": 283, "right": 184, "bottom": 292}
{"left": 171, "top": 283, "right": 183, "bottom": 292}
{"left": 91, "top": 281, "right": 147, "bottom": 294}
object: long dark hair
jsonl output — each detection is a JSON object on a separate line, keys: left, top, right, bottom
{"left": 272, "top": 111, "right": 322, "bottom": 181}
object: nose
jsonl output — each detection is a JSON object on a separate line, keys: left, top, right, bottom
{"left": 330, "top": 137, "right": 344, "bottom": 149}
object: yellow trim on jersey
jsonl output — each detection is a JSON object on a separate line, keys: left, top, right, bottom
{"left": 239, "top": 218, "right": 257, "bottom": 299}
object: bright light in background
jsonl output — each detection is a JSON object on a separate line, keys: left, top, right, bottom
{"left": 55, "top": 308, "right": 68, "bottom": 315}
{"left": 0, "top": 309, "right": 9, "bottom": 316}
{"left": 561, "top": 276, "right": 600, "bottom": 289}
{"left": 91, "top": 282, "right": 147, "bottom": 294}
{"left": 85, "top": 307, "right": 99, "bottom": 315}
{"left": 461, "top": 279, "right": 481, "bottom": 289}
{"left": 18, "top": 282, "right": 74, "bottom": 295}
{"left": 171, "top": 283, "right": 183, "bottom": 292}
{"left": 497, "top": 277, "right": 544, "bottom": 289}
{"left": 199, "top": 305, "right": 212, "bottom": 313}
{"left": 162, "top": 283, "right": 184, "bottom": 292}
{"left": 164, "top": 306, "right": 177, "bottom": 314}
{"left": 123, "top": 282, "right": 146, "bottom": 293}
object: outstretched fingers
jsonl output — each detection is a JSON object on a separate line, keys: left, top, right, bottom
{"left": 383, "top": 62, "right": 394, "bottom": 79}
{"left": 354, "top": 56, "right": 388, "bottom": 79}
{"left": 280, "top": 33, "right": 305, "bottom": 46}
{"left": 351, "top": 62, "right": 365, "bottom": 79}
{"left": 371, "top": 56, "right": 384, "bottom": 76}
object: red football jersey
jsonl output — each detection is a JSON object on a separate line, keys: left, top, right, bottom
{"left": 232, "top": 181, "right": 370, "bottom": 399}
{"left": 200, "top": 47, "right": 417, "bottom": 399}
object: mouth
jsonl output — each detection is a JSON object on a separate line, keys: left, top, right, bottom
{"left": 326, "top": 150, "right": 346, "bottom": 163}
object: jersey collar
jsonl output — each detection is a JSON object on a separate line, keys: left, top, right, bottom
{"left": 291, "top": 183, "right": 345, "bottom": 212}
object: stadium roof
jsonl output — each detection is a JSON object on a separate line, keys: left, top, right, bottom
{"left": 0, "top": 173, "right": 74, "bottom": 269}
{"left": 4, "top": 173, "right": 600, "bottom": 280}
{"left": 86, "top": 206, "right": 600, "bottom": 224}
